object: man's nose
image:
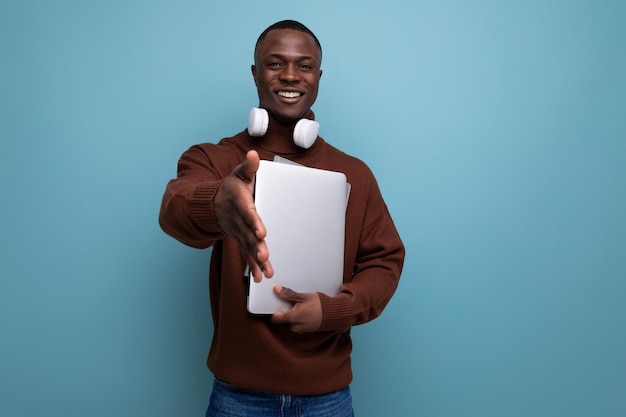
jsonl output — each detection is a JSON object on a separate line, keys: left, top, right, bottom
{"left": 280, "top": 65, "right": 300, "bottom": 82}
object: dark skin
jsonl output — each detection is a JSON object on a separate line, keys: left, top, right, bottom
{"left": 213, "top": 29, "right": 324, "bottom": 333}
{"left": 252, "top": 28, "right": 322, "bottom": 123}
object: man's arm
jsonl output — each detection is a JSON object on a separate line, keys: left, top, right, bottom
{"left": 159, "top": 149, "right": 273, "bottom": 281}
{"left": 271, "top": 170, "right": 405, "bottom": 333}
{"left": 271, "top": 212, "right": 404, "bottom": 334}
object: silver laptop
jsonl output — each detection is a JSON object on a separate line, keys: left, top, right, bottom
{"left": 247, "top": 160, "right": 349, "bottom": 314}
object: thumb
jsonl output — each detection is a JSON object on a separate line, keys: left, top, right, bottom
{"left": 274, "top": 285, "right": 305, "bottom": 304}
{"left": 239, "top": 150, "right": 260, "bottom": 182}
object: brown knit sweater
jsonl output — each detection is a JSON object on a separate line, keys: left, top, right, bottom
{"left": 159, "top": 115, "right": 405, "bottom": 395}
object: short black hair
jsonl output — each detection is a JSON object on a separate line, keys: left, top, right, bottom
{"left": 255, "top": 20, "right": 322, "bottom": 58}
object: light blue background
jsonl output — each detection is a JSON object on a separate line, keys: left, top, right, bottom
{"left": 1, "top": 1, "right": 625, "bottom": 416}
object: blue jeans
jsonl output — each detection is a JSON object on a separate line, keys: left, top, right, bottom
{"left": 206, "top": 377, "right": 355, "bottom": 417}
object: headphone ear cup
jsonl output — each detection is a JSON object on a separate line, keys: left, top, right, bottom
{"left": 248, "top": 107, "right": 269, "bottom": 137}
{"left": 293, "top": 119, "right": 319, "bottom": 149}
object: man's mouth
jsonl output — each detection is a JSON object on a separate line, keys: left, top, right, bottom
{"left": 277, "top": 91, "right": 302, "bottom": 99}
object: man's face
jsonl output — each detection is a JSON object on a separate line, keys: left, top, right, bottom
{"left": 252, "top": 29, "right": 322, "bottom": 123}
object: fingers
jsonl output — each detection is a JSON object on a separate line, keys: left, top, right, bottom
{"left": 225, "top": 206, "right": 269, "bottom": 280}
{"left": 242, "top": 150, "right": 272, "bottom": 277}
{"left": 247, "top": 261, "right": 263, "bottom": 283}
{"left": 271, "top": 285, "right": 322, "bottom": 333}
{"left": 258, "top": 246, "right": 273, "bottom": 278}
{"left": 248, "top": 246, "right": 273, "bottom": 282}
{"left": 215, "top": 150, "right": 273, "bottom": 279}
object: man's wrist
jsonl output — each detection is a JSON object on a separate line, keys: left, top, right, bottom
{"left": 317, "top": 292, "right": 353, "bottom": 333}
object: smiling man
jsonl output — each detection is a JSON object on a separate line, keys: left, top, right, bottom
{"left": 159, "top": 20, "right": 405, "bottom": 416}
{"left": 252, "top": 24, "right": 322, "bottom": 123}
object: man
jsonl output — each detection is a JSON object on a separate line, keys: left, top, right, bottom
{"left": 159, "top": 20, "right": 405, "bottom": 416}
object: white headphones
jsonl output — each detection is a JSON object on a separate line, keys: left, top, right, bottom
{"left": 247, "top": 107, "right": 319, "bottom": 149}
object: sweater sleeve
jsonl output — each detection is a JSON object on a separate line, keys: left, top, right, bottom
{"left": 317, "top": 171, "right": 405, "bottom": 333}
{"left": 159, "top": 145, "right": 229, "bottom": 249}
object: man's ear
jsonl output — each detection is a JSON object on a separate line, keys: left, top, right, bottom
{"left": 251, "top": 65, "right": 257, "bottom": 86}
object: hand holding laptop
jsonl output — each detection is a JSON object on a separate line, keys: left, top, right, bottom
{"left": 271, "top": 284, "right": 323, "bottom": 333}
{"left": 214, "top": 150, "right": 274, "bottom": 282}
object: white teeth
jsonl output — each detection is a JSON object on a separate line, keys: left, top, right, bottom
{"left": 278, "top": 91, "right": 301, "bottom": 98}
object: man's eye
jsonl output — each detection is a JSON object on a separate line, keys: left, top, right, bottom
{"left": 268, "top": 62, "right": 282, "bottom": 68}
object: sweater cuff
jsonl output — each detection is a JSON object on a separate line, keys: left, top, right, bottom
{"left": 188, "top": 180, "right": 224, "bottom": 233}
{"left": 317, "top": 292, "right": 353, "bottom": 333}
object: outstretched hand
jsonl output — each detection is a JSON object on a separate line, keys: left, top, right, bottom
{"left": 214, "top": 150, "right": 273, "bottom": 282}
{"left": 271, "top": 285, "right": 323, "bottom": 333}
